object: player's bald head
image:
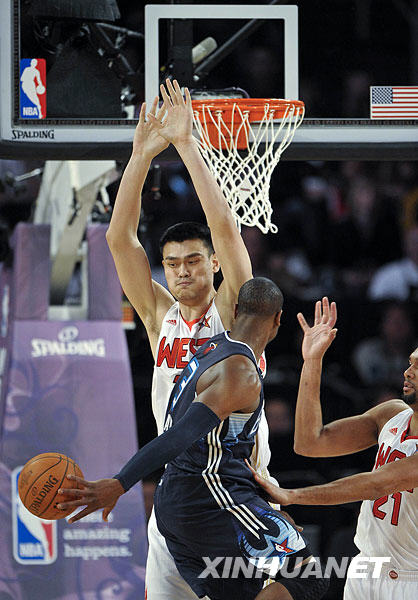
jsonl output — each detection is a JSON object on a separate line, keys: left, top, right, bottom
{"left": 236, "top": 278, "right": 283, "bottom": 317}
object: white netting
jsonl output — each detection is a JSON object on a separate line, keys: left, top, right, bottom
{"left": 192, "top": 100, "right": 304, "bottom": 233}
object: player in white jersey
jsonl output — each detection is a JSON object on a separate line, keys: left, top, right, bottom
{"left": 107, "top": 79, "right": 277, "bottom": 600}
{"left": 247, "top": 298, "right": 418, "bottom": 600}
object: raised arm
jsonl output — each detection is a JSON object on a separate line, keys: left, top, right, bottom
{"left": 106, "top": 99, "right": 174, "bottom": 353}
{"left": 248, "top": 453, "right": 418, "bottom": 506}
{"left": 293, "top": 297, "right": 379, "bottom": 457}
{"left": 293, "top": 298, "right": 405, "bottom": 457}
{"left": 149, "top": 80, "right": 253, "bottom": 325}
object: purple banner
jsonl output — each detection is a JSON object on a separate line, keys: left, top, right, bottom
{"left": 0, "top": 321, "right": 147, "bottom": 599}
{"left": 11, "top": 224, "right": 50, "bottom": 321}
{"left": 0, "top": 264, "right": 12, "bottom": 431}
{"left": 87, "top": 225, "right": 122, "bottom": 321}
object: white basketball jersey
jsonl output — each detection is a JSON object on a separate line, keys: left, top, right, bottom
{"left": 151, "top": 299, "right": 272, "bottom": 479}
{"left": 354, "top": 408, "right": 418, "bottom": 570}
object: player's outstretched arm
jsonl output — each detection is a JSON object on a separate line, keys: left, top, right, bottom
{"left": 150, "top": 79, "right": 253, "bottom": 325}
{"left": 248, "top": 453, "right": 418, "bottom": 506}
{"left": 58, "top": 400, "right": 222, "bottom": 523}
{"left": 58, "top": 357, "right": 260, "bottom": 523}
{"left": 294, "top": 297, "right": 379, "bottom": 457}
{"left": 106, "top": 98, "right": 173, "bottom": 353}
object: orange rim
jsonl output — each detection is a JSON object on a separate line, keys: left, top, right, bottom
{"left": 191, "top": 98, "right": 304, "bottom": 149}
{"left": 192, "top": 98, "right": 304, "bottom": 123}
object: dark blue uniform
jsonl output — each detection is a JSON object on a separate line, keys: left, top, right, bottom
{"left": 154, "top": 332, "right": 309, "bottom": 600}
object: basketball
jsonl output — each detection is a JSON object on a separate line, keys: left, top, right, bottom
{"left": 36, "top": 84, "right": 45, "bottom": 94}
{"left": 18, "top": 453, "right": 84, "bottom": 520}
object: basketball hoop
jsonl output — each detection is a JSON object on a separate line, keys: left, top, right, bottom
{"left": 191, "top": 98, "right": 305, "bottom": 233}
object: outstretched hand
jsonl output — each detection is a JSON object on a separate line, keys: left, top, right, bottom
{"left": 132, "top": 96, "right": 169, "bottom": 159}
{"left": 147, "top": 79, "right": 194, "bottom": 147}
{"left": 245, "top": 460, "right": 294, "bottom": 507}
{"left": 297, "top": 297, "right": 337, "bottom": 361}
{"left": 57, "top": 474, "right": 125, "bottom": 524}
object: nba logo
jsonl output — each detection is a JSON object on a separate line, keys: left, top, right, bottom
{"left": 19, "top": 58, "right": 47, "bottom": 119}
{"left": 12, "top": 466, "right": 57, "bottom": 565}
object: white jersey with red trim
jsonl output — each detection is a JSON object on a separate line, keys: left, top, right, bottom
{"left": 152, "top": 299, "right": 225, "bottom": 435}
{"left": 354, "top": 408, "right": 418, "bottom": 570}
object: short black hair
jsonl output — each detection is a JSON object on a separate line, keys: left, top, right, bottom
{"left": 237, "top": 277, "right": 284, "bottom": 317}
{"left": 159, "top": 222, "right": 214, "bottom": 256}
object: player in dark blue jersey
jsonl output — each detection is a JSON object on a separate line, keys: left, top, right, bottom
{"left": 59, "top": 278, "right": 329, "bottom": 600}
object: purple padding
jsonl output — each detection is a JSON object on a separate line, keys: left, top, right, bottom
{"left": 0, "top": 320, "right": 147, "bottom": 599}
{"left": 0, "top": 265, "right": 13, "bottom": 431}
{"left": 12, "top": 223, "right": 50, "bottom": 321}
{"left": 87, "top": 225, "right": 122, "bottom": 320}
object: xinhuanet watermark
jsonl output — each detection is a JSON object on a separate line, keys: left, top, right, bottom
{"left": 198, "top": 556, "right": 391, "bottom": 579}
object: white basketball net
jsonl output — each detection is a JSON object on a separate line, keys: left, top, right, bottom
{"left": 192, "top": 101, "right": 304, "bottom": 233}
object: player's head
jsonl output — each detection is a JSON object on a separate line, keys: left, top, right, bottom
{"left": 235, "top": 277, "right": 284, "bottom": 342}
{"left": 160, "top": 222, "right": 219, "bottom": 303}
{"left": 403, "top": 347, "right": 418, "bottom": 406}
{"left": 159, "top": 222, "right": 214, "bottom": 256}
{"left": 30, "top": 59, "right": 37, "bottom": 68}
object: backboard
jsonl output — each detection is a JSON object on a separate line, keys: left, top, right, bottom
{"left": 144, "top": 1, "right": 417, "bottom": 160}
{"left": 0, "top": 1, "right": 417, "bottom": 160}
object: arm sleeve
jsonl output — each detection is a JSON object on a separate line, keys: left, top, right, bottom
{"left": 114, "top": 402, "right": 221, "bottom": 491}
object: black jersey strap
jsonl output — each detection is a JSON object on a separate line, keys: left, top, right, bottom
{"left": 114, "top": 402, "right": 221, "bottom": 492}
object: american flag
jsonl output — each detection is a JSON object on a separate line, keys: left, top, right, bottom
{"left": 370, "top": 86, "right": 418, "bottom": 119}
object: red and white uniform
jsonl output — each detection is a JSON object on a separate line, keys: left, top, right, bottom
{"left": 151, "top": 300, "right": 225, "bottom": 435}
{"left": 344, "top": 408, "right": 418, "bottom": 600}
{"left": 146, "top": 299, "right": 273, "bottom": 600}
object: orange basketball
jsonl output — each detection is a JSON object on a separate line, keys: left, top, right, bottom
{"left": 18, "top": 453, "right": 84, "bottom": 520}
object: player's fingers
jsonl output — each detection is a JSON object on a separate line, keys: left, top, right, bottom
{"left": 329, "top": 301, "right": 337, "bottom": 328}
{"left": 66, "top": 474, "right": 90, "bottom": 486}
{"left": 279, "top": 510, "right": 303, "bottom": 532}
{"left": 58, "top": 487, "right": 87, "bottom": 497}
{"left": 68, "top": 507, "right": 97, "bottom": 524}
{"left": 173, "top": 79, "right": 185, "bottom": 104}
{"left": 244, "top": 458, "right": 256, "bottom": 474}
{"left": 166, "top": 78, "right": 179, "bottom": 104}
{"left": 160, "top": 84, "right": 172, "bottom": 107}
{"left": 102, "top": 505, "right": 114, "bottom": 522}
{"left": 184, "top": 87, "right": 192, "bottom": 106}
{"left": 321, "top": 296, "right": 329, "bottom": 322}
{"left": 138, "top": 102, "right": 146, "bottom": 124}
{"left": 297, "top": 312, "right": 309, "bottom": 332}
{"left": 149, "top": 95, "right": 159, "bottom": 117}
{"left": 244, "top": 459, "right": 263, "bottom": 482}
{"left": 245, "top": 460, "right": 270, "bottom": 489}
{"left": 155, "top": 101, "right": 166, "bottom": 121}
{"left": 314, "top": 300, "right": 321, "bottom": 325}
{"left": 57, "top": 498, "right": 89, "bottom": 510}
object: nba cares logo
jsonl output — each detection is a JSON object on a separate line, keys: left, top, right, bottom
{"left": 57, "top": 326, "right": 79, "bottom": 342}
{"left": 12, "top": 466, "right": 57, "bottom": 565}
